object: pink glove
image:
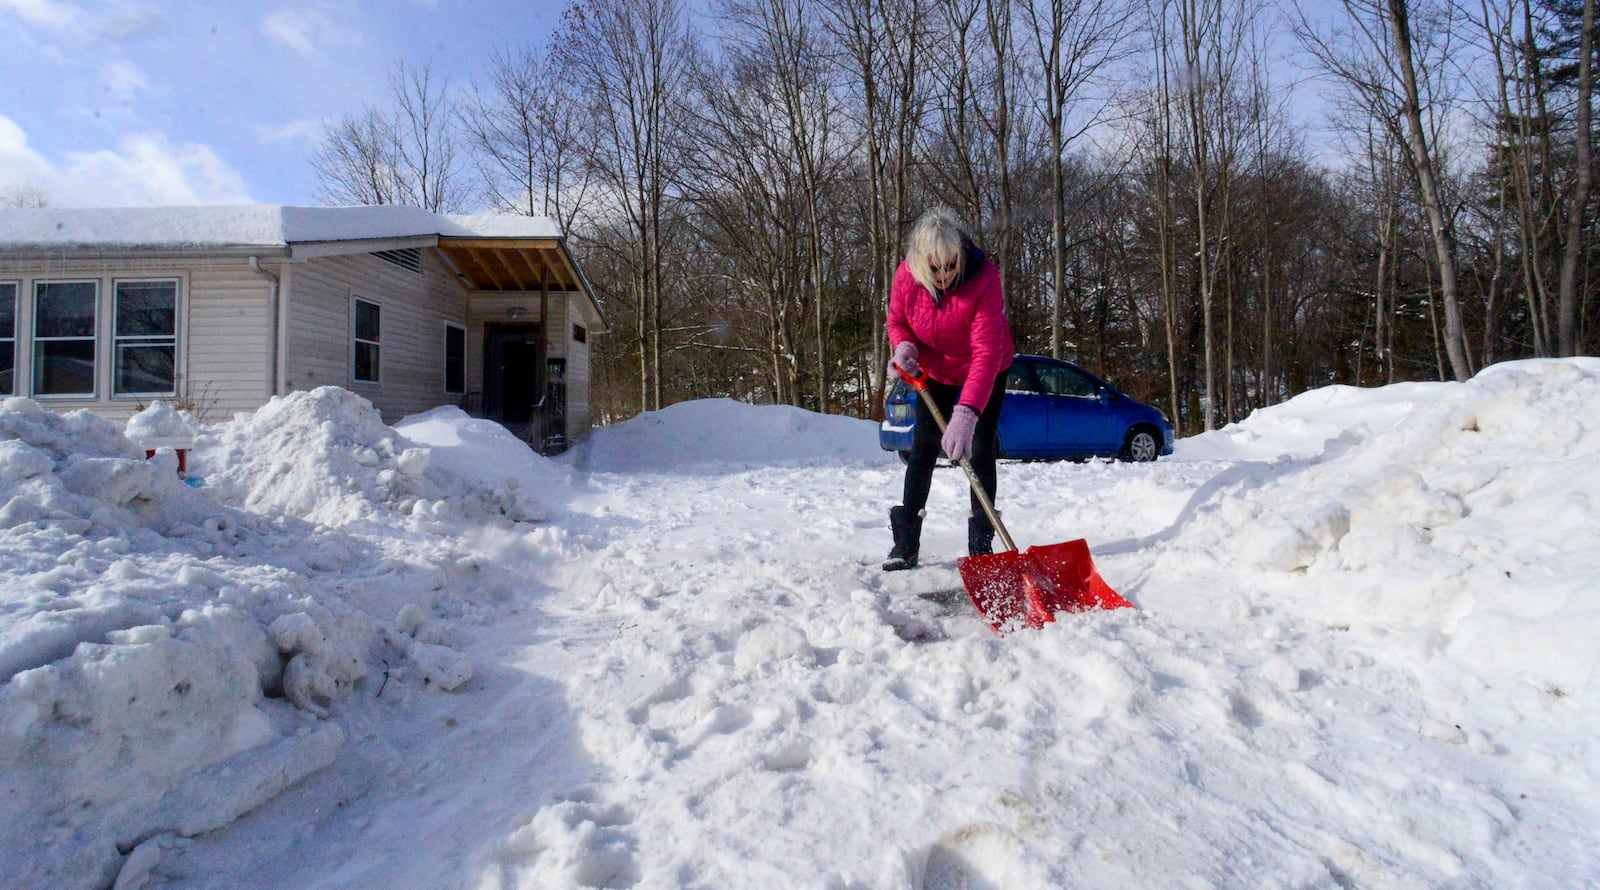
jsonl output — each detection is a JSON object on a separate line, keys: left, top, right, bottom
{"left": 888, "top": 341, "right": 920, "bottom": 380}
{"left": 942, "top": 404, "right": 978, "bottom": 462}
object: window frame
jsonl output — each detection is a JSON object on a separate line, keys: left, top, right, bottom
{"left": 1035, "top": 364, "right": 1099, "bottom": 399}
{"left": 112, "top": 277, "right": 180, "bottom": 398}
{"left": 1005, "top": 362, "right": 1042, "bottom": 395}
{"left": 0, "top": 281, "right": 16, "bottom": 397}
{"left": 351, "top": 295, "right": 382, "bottom": 385}
{"left": 32, "top": 278, "right": 100, "bottom": 399}
{"left": 443, "top": 321, "right": 466, "bottom": 395}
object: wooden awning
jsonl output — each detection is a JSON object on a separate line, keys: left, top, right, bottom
{"left": 438, "top": 238, "right": 581, "bottom": 292}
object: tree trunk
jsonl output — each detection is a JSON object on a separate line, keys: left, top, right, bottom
{"left": 1388, "top": 0, "right": 1470, "bottom": 380}
{"left": 1558, "top": 0, "right": 1594, "bottom": 356}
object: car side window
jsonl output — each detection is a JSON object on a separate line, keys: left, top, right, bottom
{"left": 1036, "top": 366, "right": 1098, "bottom": 398}
{"left": 1005, "top": 364, "right": 1041, "bottom": 394}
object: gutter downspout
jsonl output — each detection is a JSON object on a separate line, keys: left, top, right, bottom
{"left": 248, "top": 257, "right": 282, "bottom": 398}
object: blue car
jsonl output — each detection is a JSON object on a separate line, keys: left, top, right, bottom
{"left": 879, "top": 354, "right": 1175, "bottom": 462}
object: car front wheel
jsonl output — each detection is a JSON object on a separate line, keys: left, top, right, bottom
{"left": 1119, "top": 427, "right": 1160, "bottom": 462}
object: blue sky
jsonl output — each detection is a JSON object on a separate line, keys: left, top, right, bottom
{"left": 0, "top": 0, "right": 563, "bottom": 208}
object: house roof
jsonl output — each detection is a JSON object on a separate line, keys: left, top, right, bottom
{"left": 0, "top": 205, "right": 605, "bottom": 330}
{"left": 0, "top": 205, "right": 561, "bottom": 249}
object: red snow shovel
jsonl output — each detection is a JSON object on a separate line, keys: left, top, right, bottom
{"left": 898, "top": 369, "right": 1134, "bottom": 634}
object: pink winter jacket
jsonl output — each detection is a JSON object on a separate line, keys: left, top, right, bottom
{"left": 886, "top": 252, "right": 1014, "bottom": 412}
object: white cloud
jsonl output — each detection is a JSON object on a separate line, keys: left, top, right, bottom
{"left": 1, "top": 0, "right": 162, "bottom": 37}
{"left": 261, "top": 8, "right": 340, "bottom": 59}
{"left": 257, "top": 117, "right": 322, "bottom": 145}
{"left": 101, "top": 58, "right": 147, "bottom": 103}
{"left": 0, "top": 114, "right": 56, "bottom": 186}
{"left": 92, "top": 6, "right": 162, "bottom": 40}
{"left": 0, "top": 115, "right": 253, "bottom": 207}
{"left": 56, "top": 134, "right": 255, "bottom": 206}
{"left": 0, "top": 0, "right": 86, "bottom": 31}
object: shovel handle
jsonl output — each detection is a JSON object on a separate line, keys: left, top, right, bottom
{"left": 896, "top": 368, "right": 1017, "bottom": 553}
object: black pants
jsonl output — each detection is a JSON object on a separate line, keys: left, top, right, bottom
{"left": 901, "top": 370, "right": 1006, "bottom": 515}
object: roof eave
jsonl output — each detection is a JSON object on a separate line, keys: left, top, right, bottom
{"left": 556, "top": 237, "right": 608, "bottom": 333}
{"left": 0, "top": 245, "right": 294, "bottom": 261}
{"left": 286, "top": 234, "right": 440, "bottom": 258}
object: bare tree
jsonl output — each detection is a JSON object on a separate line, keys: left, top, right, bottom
{"left": 461, "top": 46, "right": 593, "bottom": 230}
{"left": 312, "top": 110, "right": 401, "bottom": 206}
{"left": 560, "top": 0, "right": 697, "bottom": 412}
{"left": 718, "top": 0, "right": 844, "bottom": 411}
{"left": 0, "top": 184, "right": 50, "bottom": 208}
{"left": 1292, "top": 0, "right": 1472, "bottom": 380}
{"left": 681, "top": 33, "right": 809, "bottom": 405}
{"left": 1556, "top": 0, "right": 1594, "bottom": 355}
{"left": 312, "top": 60, "right": 470, "bottom": 212}
{"left": 391, "top": 62, "right": 470, "bottom": 212}
{"left": 1019, "top": 0, "right": 1137, "bottom": 360}
{"left": 1168, "top": 0, "right": 1252, "bottom": 429}
{"left": 1469, "top": 0, "right": 1555, "bottom": 355}
{"left": 819, "top": 0, "right": 928, "bottom": 408}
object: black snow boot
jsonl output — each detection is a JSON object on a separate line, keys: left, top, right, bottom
{"left": 968, "top": 512, "right": 997, "bottom": 557}
{"left": 882, "top": 505, "right": 924, "bottom": 571}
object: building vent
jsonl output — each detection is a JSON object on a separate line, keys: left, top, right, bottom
{"left": 373, "top": 248, "right": 423, "bottom": 274}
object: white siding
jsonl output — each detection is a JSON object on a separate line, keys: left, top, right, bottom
{"left": 0, "top": 255, "right": 272, "bottom": 422}
{"left": 283, "top": 250, "right": 469, "bottom": 423}
{"left": 566, "top": 311, "right": 592, "bottom": 435}
{"left": 187, "top": 263, "right": 275, "bottom": 418}
{"left": 0, "top": 248, "right": 594, "bottom": 433}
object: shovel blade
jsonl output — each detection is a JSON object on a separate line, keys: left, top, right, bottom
{"left": 957, "top": 539, "right": 1133, "bottom": 635}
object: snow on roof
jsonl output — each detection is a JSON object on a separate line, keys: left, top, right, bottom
{"left": 0, "top": 205, "right": 562, "bottom": 250}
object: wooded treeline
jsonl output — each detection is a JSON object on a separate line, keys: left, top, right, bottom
{"left": 310, "top": 0, "right": 1598, "bottom": 436}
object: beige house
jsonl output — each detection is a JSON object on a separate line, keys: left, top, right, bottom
{"left": 0, "top": 205, "right": 604, "bottom": 449}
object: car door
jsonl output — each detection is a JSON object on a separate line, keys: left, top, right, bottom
{"left": 996, "top": 362, "right": 1049, "bottom": 456}
{"left": 1033, "top": 363, "right": 1117, "bottom": 454}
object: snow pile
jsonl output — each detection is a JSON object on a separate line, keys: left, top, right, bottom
{"left": 1165, "top": 359, "right": 1600, "bottom": 670}
{"left": 394, "top": 405, "right": 571, "bottom": 514}
{"left": 569, "top": 398, "right": 886, "bottom": 472}
{"left": 200, "top": 387, "right": 561, "bottom": 527}
{"left": 0, "top": 392, "right": 527, "bottom": 888}
{"left": 1145, "top": 359, "right": 1600, "bottom": 806}
{"left": 2, "top": 360, "right": 1598, "bottom": 888}
{"left": 475, "top": 360, "right": 1600, "bottom": 887}
{"left": 1176, "top": 379, "right": 1443, "bottom": 461}
{"left": 124, "top": 400, "right": 200, "bottom": 444}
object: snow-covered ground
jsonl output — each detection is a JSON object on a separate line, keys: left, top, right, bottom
{"left": 2, "top": 359, "right": 1597, "bottom": 889}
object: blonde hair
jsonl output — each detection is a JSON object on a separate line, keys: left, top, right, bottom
{"left": 905, "top": 205, "right": 968, "bottom": 294}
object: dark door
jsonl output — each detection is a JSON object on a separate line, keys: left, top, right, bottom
{"left": 484, "top": 324, "right": 544, "bottom": 426}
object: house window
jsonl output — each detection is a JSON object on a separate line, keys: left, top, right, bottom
{"left": 444, "top": 323, "right": 465, "bottom": 394}
{"left": 573, "top": 324, "right": 587, "bottom": 344}
{"left": 114, "top": 279, "right": 178, "bottom": 396}
{"left": 0, "top": 282, "right": 15, "bottom": 396}
{"left": 352, "top": 297, "right": 381, "bottom": 384}
{"left": 33, "top": 280, "right": 98, "bottom": 397}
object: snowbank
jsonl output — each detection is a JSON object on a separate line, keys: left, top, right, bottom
{"left": 567, "top": 398, "right": 888, "bottom": 472}
{"left": 200, "top": 388, "right": 564, "bottom": 528}
{"left": 0, "top": 392, "right": 548, "bottom": 888}
{"left": 1, "top": 361, "right": 1597, "bottom": 888}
